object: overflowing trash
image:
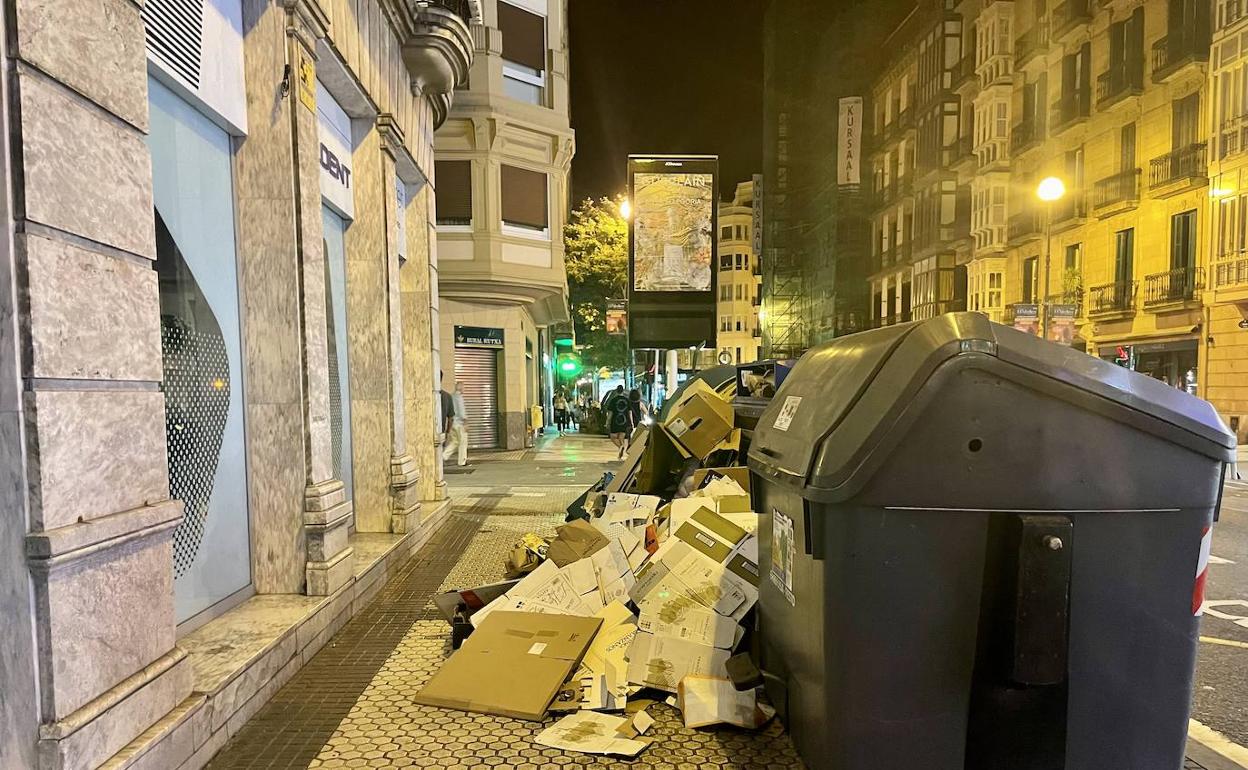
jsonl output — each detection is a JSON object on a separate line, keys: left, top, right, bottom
{"left": 416, "top": 370, "right": 783, "bottom": 758}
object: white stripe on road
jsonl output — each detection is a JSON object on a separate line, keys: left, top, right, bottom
{"left": 1201, "top": 635, "right": 1248, "bottom": 650}
{"left": 1210, "top": 555, "right": 1236, "bottom": 565}
{"left": 1189, "top": 719, "right": 1248, "bottom": 767}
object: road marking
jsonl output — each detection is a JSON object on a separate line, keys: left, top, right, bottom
{"left": 1210, "top": 555, "right": 1236, "bottom": 565}
{"left": 1189, "top": 719, "right": 1248, "bottom": 767}
{"left": 1202, "top": 601, "right": 1248, "bottom": 629}
{"left": 1201, "top": 635, "right": 1248, "bottom": 650}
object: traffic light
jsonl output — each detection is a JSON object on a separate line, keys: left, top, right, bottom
{"left": 556, "top": 352, "right": 582, "bottom": 377}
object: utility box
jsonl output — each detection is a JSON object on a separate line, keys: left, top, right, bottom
{"left": 747, "top": 313, "right": 1234, "bottom": 770}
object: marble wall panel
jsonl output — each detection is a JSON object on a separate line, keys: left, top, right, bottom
{"left": 24, "top": 232, "right": 162, "bottom": 382}
{"left": 344, "top": 129, "right": 392, "bottom": 404}
{"left": 348, "top": 399, "right": 391, "bottom": 532}
{"left": 381, "top": 155, "right": 405, "bottom": 456}
{"left": 401, "top": 187, "right": 437, "bottom": 501}
{"left": 237, "top": 209, "right": 302, "bottom": 408}
{"left": 245, "top": 401, "right": 306, "bottom": 594}
{"left": 27, "top": 389, "right": 168, "bottom": 531}
{"left": 236, "top": 1, "right": 295, "bottom": 202}
{"left": 17, "top": 71, "right": 155, "bottom": 259}
{"left": 36, "top": 534, "right": 177, "bottom": 720}
{"left": 0, "top": 412, "right": 38, "bottom": 770}
{"left": 13, "top": 0, "right": 148, "bottom": 129}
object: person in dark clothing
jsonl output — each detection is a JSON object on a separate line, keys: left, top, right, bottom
{"left": 604, "top": 385, "right": 631, "bottom": 458}
{"left": 628, "top": 389, "right": 644, "bottom": 431}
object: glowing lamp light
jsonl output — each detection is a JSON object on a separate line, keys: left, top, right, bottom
{"left": 1036, "top": 176, "right": 1066, "bottom": 202}
{"left": 619, "top": 199, "right": 632, "bottom": 219}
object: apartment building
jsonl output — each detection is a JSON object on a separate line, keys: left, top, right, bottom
{"left": 717, "top": 181, "right": 763, "bottom": 363}
{"left": 1208, "top": 0, "right": 1248, "bottom": 441}
{"left": 868, "top": 3, "right": 970, "bottom": 328}
{"left": 434, "top": 0, "right": 575, "bottom": 450}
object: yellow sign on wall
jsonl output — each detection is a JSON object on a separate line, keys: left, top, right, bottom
{"left": 298, "top": 57, "right": 316, "bottom": 111}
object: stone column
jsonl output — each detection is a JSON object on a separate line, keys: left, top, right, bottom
{"left": 377, "top": 115, "right": 421, "bottom": 533}
{"left": 1, "top": 0, "right": 192, "bottom": 767}
{"left": 404, "top": 182, "right": 438, "bottom": 503}
{"left": 429, "top": 189, "right": 449, "bottom": 500}
{"left": 282, "top": 0, "right": 354, "bottom": 595}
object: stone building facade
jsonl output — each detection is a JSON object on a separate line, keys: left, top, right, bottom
{"left": 716, "top": 181, "right": 763, "bottom": 364}
{"left": 434, "top": 0, "right": 575, "bottom": 452}
{"left": 0, "top": 0, "right": 474, "bottom": 768}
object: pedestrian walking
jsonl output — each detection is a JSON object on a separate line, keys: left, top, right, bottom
{"left": 604, "top": 385, "right": 632, "bottom": 459}
{"left": 628, "top": 388, "right": 644, "bottom": 430}
{"left": 441, "top": 382, "right": 469, "bottom": 467}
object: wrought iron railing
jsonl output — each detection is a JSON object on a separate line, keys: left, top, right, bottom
{"left": 1007, "top": 209, "right": 1041, "bottom": 241}
{"left": 1093, "top": 169, "right": 1140, "bottom": 209}
{"left": 1050, "top": 90, "right": 1091, "bottom": 131}
{"left": 1144, "top": 267, "right": 1204, "bottom": 305}
{"left": 1053, "top": 0, "right": 1093, "bottom": 37}
{"left": 1010, "top": 118, "right": 1042, "bottom": 155}
{"left": 1016, "top": 20, "right": 1050, "bottom": 67}
{"left": 1096, "top": 61, "right": 1144, "bottom": 108}
{"left": 1152, "top": 31, "right": 1210, "bottom": 81}
{"left": 1218, "top": 115, "right": 1248, "bottom": 159}
{"left": 420, "top": 0, "right": 474, "bottom": 24}
{"left": 1088, "top": 280, "right": 1138, "bottom": 315}
{"left": 1053, "top": 191, "right": 1087, "bottom": 223}
{"left": 1149, "top": 142, "right": 1207, "bottom": 188}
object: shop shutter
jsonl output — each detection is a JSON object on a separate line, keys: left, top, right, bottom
{"left": 435, "top": 160, "right": 472, "bottom": 224}
{"left": 455, "top": 348, "right": 500, "bottom": 449}
{"left": 501, "top": 165, "right": 548, "bottom": 229}
{"left": 143, "top": 0, "right": 205, "bottom": 89}
{"left": 498, "top": 2, "right": 546, "bottom": 71}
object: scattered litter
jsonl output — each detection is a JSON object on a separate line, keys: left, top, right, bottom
{"left": 535, "top": 711, "right": 651, "bottom": 757}
{"left": 547, "top": 519, "right": 609, "bottom": 566}
{"left": 677, "top": 676, "right": 776, "bottom": 730}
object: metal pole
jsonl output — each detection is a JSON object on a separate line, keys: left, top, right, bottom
{"left": 1041, "top": 202, "right": 1053, "bottom": 341}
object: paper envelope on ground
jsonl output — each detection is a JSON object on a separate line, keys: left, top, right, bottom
{"left": 414, "top": 611, "right": 601, "bottom": 721}
{"left": 625, "top": 631, "right": 730, "bottom": 693}
{"left": 535, "top": 711, "right": 650, "bottom": 757}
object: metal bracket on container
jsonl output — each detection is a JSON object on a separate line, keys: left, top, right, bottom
{"left": 1011, "top": 515, "right": 1073, "bottom": 686}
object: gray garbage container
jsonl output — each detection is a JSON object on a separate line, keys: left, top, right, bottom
{"left": 747, "top": 312, "right": 1234, "bottom": 770}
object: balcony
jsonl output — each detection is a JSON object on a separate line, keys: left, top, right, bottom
{"left": 954, "top": 53, "right": 976, "bottom": 90}
{"left": 1010, "top": 118, "right": 1043, "bottom": 156}
{"left": 1143, "top": 267, "right": 1204, "bottom": 308}
{"left": 952, "top": 134, "right": 976, "bottom": 171}
{"left": 1015, "top": 20, "right": 1050, "bottom": 68}
{"left": 1217, "top": 115, "right": 1248, "bottom": 160}
{"left": 1049, "top": 90, "right": 1090, "bottom": 134}
{"left": 1052, "top": 191, "right": 1088, "bottom": 226}
{"left": 1007, "top": 209, "right": 1041, "bottom": 243}
{"left": 1213, "top": 253, "right": 1248, "bottom": 297}
{"left": 1148, "top": 142, "right": 1207, "bottom": 195}
{"left": 1152, "top": 31, "right": 1211, "bottom": 83}
{"left": 1088, "top": 280, "right": 1138, "bottom": 317}
{"left": 1052, "top": 0, "right": 1093, "bottom": 41}
{"left": 1092, "top": 169, "right": 1140, "bottom": 213}
{"left": 404, "top": 0, "right": 477, "bottom": 126}
{"left": 1096, "top": 62, "right": 1144, "bottom": 110}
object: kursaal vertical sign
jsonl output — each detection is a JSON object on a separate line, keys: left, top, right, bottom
{"left": 837, "top": 97, "right": 863, "bottom": 187}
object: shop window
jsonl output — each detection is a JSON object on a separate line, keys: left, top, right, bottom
{"left": 435, "top": 160, "right": 472, "bottom": 226}
{"left": 500, "top": 164, "right": 549, "bottom": 234}
{"left": 148, "top": 77, "right": 250, "bottom": 623}
{"left": 499, "top": 2, "right": 546, "bottom": 104}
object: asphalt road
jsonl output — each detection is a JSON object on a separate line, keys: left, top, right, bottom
{"left": 1192, "top": 477, "right": 1248, "bottom": 750}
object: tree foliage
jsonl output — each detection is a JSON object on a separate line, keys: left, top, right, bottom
{"left": 564, "top": 196, "right": 629, "bottom": 372}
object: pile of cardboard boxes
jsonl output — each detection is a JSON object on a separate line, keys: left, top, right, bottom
{"left": 418, "top": 378, "right": 772, "bottom": 757}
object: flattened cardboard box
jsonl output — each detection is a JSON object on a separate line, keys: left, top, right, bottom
{"left": 663, "top": 380, "right": 734, "bottom": 459}
{"left": 414, "top": 611, "right": 602, "bottom": 721}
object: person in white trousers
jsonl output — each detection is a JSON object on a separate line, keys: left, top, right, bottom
{"left": 442, "top": 382, "right": 469, "bottom": 467}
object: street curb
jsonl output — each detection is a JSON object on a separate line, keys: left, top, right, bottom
{"left": 1190, "top": 719, "right": 1248, "bottom": 769}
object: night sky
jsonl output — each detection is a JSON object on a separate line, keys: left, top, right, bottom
{"left": 567, "top": 0, "right": 767, "bottom": 205}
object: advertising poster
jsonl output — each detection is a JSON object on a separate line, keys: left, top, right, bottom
{"left": 632, "top": 172, "right": 714, "bottom": 292}
{"left": 1047, "top": 304, "right": 1078, "bottom": 346}
{"left": 1011, "top": 303, "right": 1040, "bottom": 336}
{"left": 627, "top": 156, "right": 719, "bottom": 349}
{"left": 605, "top": 299, "right": 628, "bottom": 336}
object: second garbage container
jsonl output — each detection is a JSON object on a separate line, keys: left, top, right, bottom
{"left": 747, "top": 312, "right": 1234, "bottom": 770}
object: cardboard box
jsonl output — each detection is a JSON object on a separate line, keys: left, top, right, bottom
{"left": 414, "top": 611, "right": 602, "bottom": 721}
{"left": 625, "top": 630, "right": 730, "bottom": 693}
{"left": 689, "top": 466, "right": 752, "bottom": 495}
{"left": 663, "top": 382, "right": 734, "bottom": 459}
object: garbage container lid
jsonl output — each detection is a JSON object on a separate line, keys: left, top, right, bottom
{"left": 748, "top": 313, "right": 1235, "bottom": 496}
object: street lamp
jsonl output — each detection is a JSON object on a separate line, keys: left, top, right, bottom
{"left": 619, "top": 198, "right": 632, "bottom": 220}
{"left": 1036, "top": 176, "right": 1066, "bottom": 341}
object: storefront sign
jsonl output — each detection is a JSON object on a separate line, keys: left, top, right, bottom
{"left": 317, "top": 81, "right": 355, "bottom": 220}
{"left": 455, "top": 325, "right": 505, "bottom": 348}
{"left": 606, "top": 299, "right": 628, "bottom": 335}
{"left": 1047, "top": 304, "right": 1077, "bottom": 346}
{"left": 837, "top": 97, "right": 863, "bottom": 187}
{"left": 751, "top": 173, "right": 763, "bottom": 258}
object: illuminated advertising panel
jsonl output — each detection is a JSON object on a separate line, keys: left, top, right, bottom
{"left": 628, "top": 156, "right": 718, "bottom": 349}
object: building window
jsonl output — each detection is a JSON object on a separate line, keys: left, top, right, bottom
{"left": 1173, "top": 92, "right": 1201, "bottom": 148}
{"left": 735, "top": 253, "right": 743, "bottom": 269}
{"left": 1065, "top": 243, "right": 1082, "bottom": 272}
{"left": 720, "top": 254, "right": 732, "bottom": 270}
{"left": 736, "top": 317, "right": 743, "bottom": 331}
{"left": 1120, "top": 123, "right": 1137, "bottom": 171}
{"left": 1171, "top": 210, "right": 1197, "bottom": 270}
{"left": 498, "top": 2, "right": 546, "bottom": 105}
{"left": 720, "top": 285, "right": 731, "bottom": 301}
{"left": 1115, "top": 228, "right": 1135, "bottom": 283}
{"left": 988, "top": 271, "right": 1002, "bottom": 308}
{"left": 434, "top": 160, "right": 472, "bottom": 226}
{"left": 743, "top": 254, "right": 750, "bottom": 270}
{"left": 1022, "top": 256, "right": 1038, "bottom": 302}
{"left": 500, "top": 164, "right": 548, "bottom": 234}
{"left": 735, "top": 225, "right": 744, "bottom": 239}
{"left": 721, "top": 225, "right": 732, "bottom": 240}
{"left": 720, "top": 316, "right": 730, "bottom": 332}
{"left": 735, "top": 284, "right": 743, "bottom": 300}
